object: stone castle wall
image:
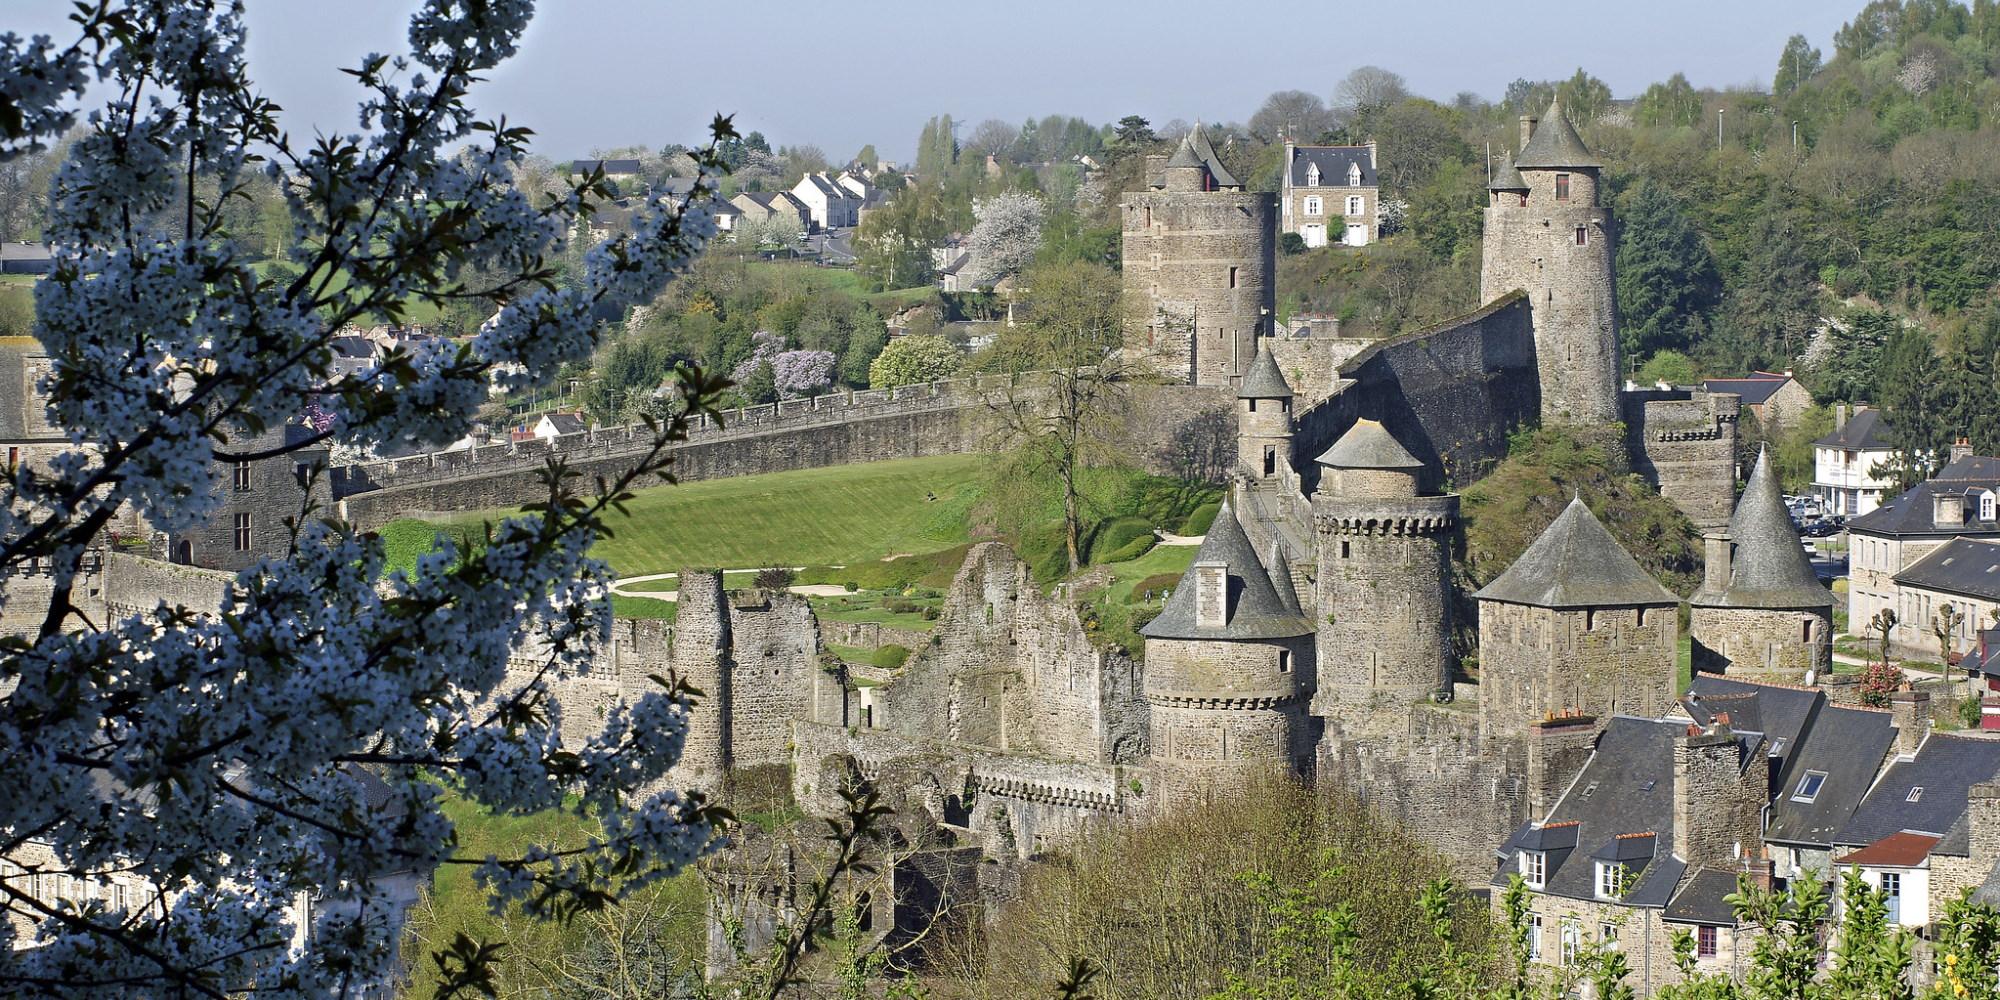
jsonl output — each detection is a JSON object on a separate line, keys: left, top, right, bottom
{"left": 99, "top": 552, "right": 233, "bottom": 618}
{"left": 1120, "top": 189, "right": 1276, "bottom": 387}
{"left": 1480, "top": 170, "right": 1621, "bottom": 425}
{"left": 1319, "top": 708, "right": 1530, "bottom": 881}
{"left": 1625, "top": 389, "right": 1740, "bottom": 530}
{"left": 1266, "top": 333, "right": 1371, "bottom": 405}
{"left": 1292, "top": 292, "right": 1539, "bottom": 497}
{"left": 1689, "top": 605, "right": 1832, "bottom": 684}
{"left": 1311, "top": 494, "right": 1458, "bottom": 712}
{"left": 1478, "top": 602, "right": 1680, "bottom": 734}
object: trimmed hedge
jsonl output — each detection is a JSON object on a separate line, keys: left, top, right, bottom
{"left": 1179, "top": 502, "right": 1220, "bottom": 536}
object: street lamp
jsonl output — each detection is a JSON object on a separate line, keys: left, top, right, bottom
{"left": 1792, "top": 120, "right": 1800, "bottom": 151}
{"left": 1717, "top": 107, "right": 1725, "bottom": 147}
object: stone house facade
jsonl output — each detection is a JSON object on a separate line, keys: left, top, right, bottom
{"left": 166, "top": 422, "right": 332, "bottom": 573}
{"left": 1846, "top": 452, "right": 2000, "bottom": 656}
{"left": 1278, "top": 141, "right": 1378, "bottom": 248}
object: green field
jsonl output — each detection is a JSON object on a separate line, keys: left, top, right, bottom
{"left": 427, "top": 453, "right": 987, "bottom": 577}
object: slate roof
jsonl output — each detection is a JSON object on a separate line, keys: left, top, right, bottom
{"left": 1939, "top": 455, "right": 2000, "bottom": 482}
{"left": 1663, "top": 868, "right": 1743, "bottom": 926}
{"left": 656, "top": 176, "right": 699, "bottom": 198}
{"left": 1165, "top": 133, "right": 1204, "bottom": 169}
{"left": 0, "top": 242, "right": 53, "bottom": 263}
{"left": 540, "top": 412, "right": 587, "bottom": 436}
{"left": 1493, "top": 716, "right": 1692, "bottom": 909}
{"left": 1186, "top": 126, "right": 1242, "bottom": 189}
{"left": 1837, "top": 734, "right": 2000, "bottom": 857}
{"left": 1514, "top": 98, "right": 1602, "bottom": 169}
{"left": 1848, "top": 478, "right": 2000, "bottom": 539}
{"left": 1314, "top": 418, "right": 1424, "bottom": 471}
{"left": 1695, "top": 449, "right": 1834, "bottom": 610}
{"left": 1686, "top": 675, "right": 1897, "bottom": 849}
{"left": 1237, "top": 343, "right": 1294, "bottom": 399}
{"left": 1487, "top": 154, "right": 1528, "bottom": 191}
{"left": 1473, "top": 498, "right": 1680, "bottom": 609}
{"left": 1894, "top": 537, "right": 2000, "bottom": 602}
{"left": 1139, "top": 500, "right": 1313, "bottom": 641}
{"left": 1701, "top": 376, "right": 1794, "bottom": 407}
{"left": 1814, "top": 408, "right": 1892, "bottom": 451}
{"left": 1836, "top": 831, "right": 1942, "bottom": 868}
{"left": 1974, "top": 628, "right": 2000, "bottom": 680}
{"left": 1289, "top": 144, "right": 1376, "bottom": 188}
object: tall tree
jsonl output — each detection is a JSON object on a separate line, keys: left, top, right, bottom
{"left": 1557, "top": 68, "right": 1613, "bottom": 126}
{"left": 1616, "top": 181, "right": 1721, "bottom": 362}
{"left": 1878, "top": 324, "right": 1952, "bottom": 487}
{"left": 1334, "top": 66, "right": 1410, "bottom": 115}
{"left": 1634, "top": 73, "right": 1703, "bottom": 128}
{"left": 1249, "top": 90, "right": 1337, "bottom": 143}
{"left": 0, "top": 3, "right": 730, "bottom": 995}
{"left": 1774, "top": 34, "right": 1824, "bottom": 96}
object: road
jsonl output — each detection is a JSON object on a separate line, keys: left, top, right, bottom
{"left": 807, "top": 227, "right": 856, "bottom": 265}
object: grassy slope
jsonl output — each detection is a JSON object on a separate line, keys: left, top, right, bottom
{"left": 420, "top": 453, "right": 988, "bottom": 577}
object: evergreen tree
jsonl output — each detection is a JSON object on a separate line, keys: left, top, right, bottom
{"left": 1774, "top": 34, "right": 1823, "bottom": 96}
{"left": 1878, "top": 324, "right": 1952, "bottom": 487}
{"left": 1616, "top": 181, "right": 1721, "bottom": 361}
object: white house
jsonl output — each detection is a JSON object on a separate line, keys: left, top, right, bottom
{"left": 788, "top": 173, "right": 859, "bottom": 231}
{"left": 1813, "top": 405, "right": 1898, "bottom": 517}
{"left": 532, "top": 412, "right": 588, "bottom": 441}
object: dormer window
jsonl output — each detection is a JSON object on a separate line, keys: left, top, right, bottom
{"left": 1596, "top": 861, "right": 1627, "bottom": 899}
{"left": 1347, "top": 162, "right": 1362, "bottom": 185}
{"left": 1305, "top": 163, "right": 1320, "bottom": 187}
{"left": 1981, "top": 491, "right": 1996, "bottom": 523}
{"left": 1792, "top": 770, "right": 1827, "bottom": 802}
{"left": 1521, "top": 850, "right": 1547, "bottom": 888}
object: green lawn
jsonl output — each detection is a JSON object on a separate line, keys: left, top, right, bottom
{"left": 431, "top": 454, "right": 986, "bottom": 577}
{"left": 740, "top": 259, "right": 935, "bottom": 313}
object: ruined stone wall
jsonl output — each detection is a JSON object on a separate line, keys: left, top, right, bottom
{"left": 1312, "top": 495, "right": 1457, "bottom": 716}
{"left": 1625, "top": 389, "right": 1740, "bottom": 530}
{"left": 1673, "top": 730, "right": 1764, "bottom": 869}
{"left": 1266, "top": 335, "right": 1371, "bottom": 405}
{"left": 98, "top": 552, "right": 232, "bottom": 618}
{"left": 720, "top": 591, "right": 824, "bottom": 770}
{"left": 1479, "top": 602, "right": 1679, "bottom": 735}
{"left": 1689, "top": 605, "right": 1832, "bottom": 684}
{"left": 1292, "top": 293, "right": 1538, "bottom": 497}
{"left": 866, "top": 543, "right": 1148, "bottom": 765}
{"left": 1120, "top": 190, "right": 1276, "bottom": 387}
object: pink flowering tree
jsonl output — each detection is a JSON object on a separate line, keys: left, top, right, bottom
{"left": 732, "top": 332, "right": 834, "bottom": 401}
{"left": 0, "top": 2, "right": 733, "bottom": 995}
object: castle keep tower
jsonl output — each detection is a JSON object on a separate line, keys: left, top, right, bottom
{"left": 1688, "top": 448, "right": 1836, "bottom": 681}
{"left": 1121, "top": 127, "right": 1275, "bottom": 387}
{"left": 1237, "top": 344, "right": 1294, "bottom": 482}
{"left": 1474, "top": 498, "right": 1680, "bottom": 734}
{"left": 1480, "top": 99, "right": 1621, "bottom": 426}
{"left": 1310, "top": 419, "right": 1458, "bottom": 717}
{"left": 1140, "top": 501, "right": 1314, "bottom": 799}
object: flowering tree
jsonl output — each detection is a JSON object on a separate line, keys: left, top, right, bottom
{"left": 868, "top": 335, "right": 960, "bottom": 389}
{"left": 732, "top": 332, "right": 833, "bottom": 401}
{"left": 0, "top": 3, "right": 733, "bottom": 996}
{"left": 963, "top": 192, "right": 1045, "bottom": 288}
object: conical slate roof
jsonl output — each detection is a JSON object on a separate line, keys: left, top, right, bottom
{"left": 1488, "top": 153, "right": 1529, "bottom": 191}
{"left": 1165, "top": 133, "right": 1204, "bottom": 169}
{"left": 1237, "top": 343, "right": 1294, "bottom": 399}
{"left": 1697, "top": 449, "right": 1835, "bottom": 610}
{"left": 1515, "top": 98, "right": 1602, "bottom": 169}
{"left": 1140, "top": 500, "right": 1314, "bottom": 640}
{"left": 1314, "top": 418, "right": 1424, "bottom": 470}
{"left": 1474, "top": 497, "right": 1679, "bottom": 609}
{"left": 1187, "top": 125, "right": 1242, "bottom": 189}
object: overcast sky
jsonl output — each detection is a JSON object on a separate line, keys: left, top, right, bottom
{"left": 12, "top": 1, "right": 1857, "bottom": 162}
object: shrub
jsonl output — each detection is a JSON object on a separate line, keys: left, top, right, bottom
{"left": 1179, "top": 502, "right": 1221, "bottom": 536}
{"left": 843, "top": 580, "right": 859, "bottom": 593}
{"left": 873, "top": 644, "right": 911, "bottom": 670}
{"left": 1961, "top": 695, "right": 1984, "bottom": 730}
{"left": 1279, "top": 232, "right": 1307, "bottom": 255}
{"left": 1087, "top": 516, "right": 1155, "bottom": 564}
{"left": 921, "top": 606, "right": 941, "bottom": 621}
{"left": 1095, "top": 534, "right": 1156, "bottom": 565}
{"left": 1859, "top": 661, "right": 1905, "bottom": 707}
{"left": 754, "top": 566, "right": 796, "bottom": 590}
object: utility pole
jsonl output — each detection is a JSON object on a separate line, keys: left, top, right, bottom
{"left": 1717, "top": 108, "right": 1725, "bottom": 147}
{"left": 1792, "top": 120, "right": 1800, "bottom": 151}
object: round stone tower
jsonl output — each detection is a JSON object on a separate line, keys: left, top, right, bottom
{"left": 1689, "top": 448, "right": 1836, "bottom": 682}
{"left": 1139, "top": 499, "right": 1314, "bottom": 802}
{"left": 1479, "top": 99, "right": 1621, "bottom": 426}
{"left": 1236, "top": 342, "right": 1294, "bottom": 482}
{"left": 1309, "top": 419, "right": 1458, "bottom": 721}
{"left": 1120, "top": 127, "right": 1275, "bottom": 388}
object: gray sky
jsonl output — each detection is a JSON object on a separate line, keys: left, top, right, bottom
{"left": 13, "top": 0, "right": 1856, "bottom": 162}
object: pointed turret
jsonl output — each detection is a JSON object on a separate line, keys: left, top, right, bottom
{"left": 1475, "top": 497, "right": 1679, "bottom": 609}
{"left": 1141, "top": 500, "right": 1312, "bottom": 640}
{"left": 1488, "top": 153, "right": 1529, "bottom": 192}
{"left": 1313, "top": 417, "right": 1425, "bottom": 501}
{"left": 1237, "top": 343, "right": 1293, "bottom": 400}
{"left": 1688, "top": 448, "right": 1835, "bottom": 681}
{"left": 1514, "top": 97, "right": 1601, "bottom": 169}
{"left": 1238, "top": 342, "right": 1294, "bottom": 482}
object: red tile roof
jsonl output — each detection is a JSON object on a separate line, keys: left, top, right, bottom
{"left": 1836, "top": 831, "right": 1942, "bottom": 868}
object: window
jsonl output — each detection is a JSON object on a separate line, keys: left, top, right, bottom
{"left": 1305, "top": 163, "right": 1320, "bottom": 187}
{"left": 1601, "top": 923, "right": 1620, "bottom": 950}
{"left": 1278, "top": 650, "right": 1292, "bottom": 674}
{"left": 1347, "top": 162, "right": 1361, "bottom": 185}
{"left": 5, "top": 446, "right": 16, "bottom": 471}
{"left": 1792, "top": 770, "right": 1827, "bottom": 802}
{"left": 1143, "top": 206, "right": 1152, "bottom": 228}
{"left": 1263, "top": 446, "right": 1276, "bottom": 476}
{"left": 1697, "top": 925, "right": 1718, "bottom": 958}
{"left": 1597, "top": 862, "right": 1626, "bottom": 899}
{"left": 1521, "top": 851, "right": 1547, "bottom": 888}
{"left": 1340, "top": 540, "right": 1351, "bottom": 559}
{"left": 1560, "top": 920, "right": 1582, "bottom": 966}
{"left": 1346, "top": 195, "right": 1364, "bottom": 215}
{"left": 1228, "top": 265, "right": 1239, "bottom": 289}
{"left": 1983, "top": 492, "right": 1996, "bottom": 523}
{"left": 1882, "top": 872, "right": 1903, "bottom": 922}
{"left": 1517, "top": 192, "right": 1528, "bottom": 207}
{"left": 1555, "top": 173, "right": 1571, "bottom": 201}
{"left": 1803, "top": 619, "right": 1813, "bottom": 643}
{"left": 1304, "top": 195, "right": 1322, "bottom": 216}
{"left": 1529, "top": 914, "right": 1543, "bottom": 960}
{"left": 1575, "top": 226, "right": 1588, "bottom": 246}
{"left": 1907, "top": 786, "right": 1924, "bottom": 803}
{"left": 233, "top": 513, "right": 252, "bottom": 552}
{"left": 233, "top": 460, "right": 252, "bottom": 491}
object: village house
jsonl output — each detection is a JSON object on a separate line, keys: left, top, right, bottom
{"left": 1814, "top": 404, "right": 1898, "bottom": 516}
{"left": 789, "top": 172, "right": 860, "bottom": 231}
{"left": 1846, "top": 445, "right": 2000, "bottom": 656}
{"left": 729, "top": 190, "right": 812, "bottom": 233}
{"left": 1700, "top": 372, "right": 1813, "bottom": 427}
{"left": 0, "top": 242, "right": 54, "bottom": 275}
{"left": 1278, "top": 140, "right": 1378, "bottom": 248}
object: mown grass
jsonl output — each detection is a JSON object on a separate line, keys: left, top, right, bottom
{"left": 428, "top": 453, "right": 987, "bottom": 577}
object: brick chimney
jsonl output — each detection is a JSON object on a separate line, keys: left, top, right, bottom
{"left": 1193, "top": 561, "right": 1228, "bottom": 629}
{"left": 1970, "top": 781, "right": 2000, "bottom": 865}
{"left": 1702, "top": 532, "right": 1734, "bottom": 594}
{"left": 1527, "top": 712, "right": 1599, "bottom": 817}
{"left": 1745, "top": 853, "right": 1775, "bottom": 892}
{"left": 1891, "top": 689, "right": 1931, "bottom": 757}
{"left": 1952, "top": 438, "right": 1975, "bottom": 465}
{"left": 1518, "top": 114, "right": 1539, "bottom": 152}
{"left": 1673, "top": 720, "right": 1757, "bottom": 867}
